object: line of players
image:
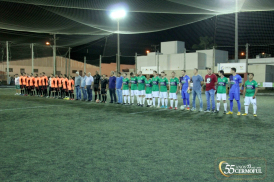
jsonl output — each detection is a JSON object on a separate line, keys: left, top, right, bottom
{"left": 15, "top": 67, "right": 259, "bottom": 116}
{"left": 120, "top": 68, "right": 258, "bottom": 116}
{"left": 17, "top": 72, "right": 75, "bottom": 100}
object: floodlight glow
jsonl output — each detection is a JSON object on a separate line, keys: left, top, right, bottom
{"left": 262, "top": 52, "right": 265, "bottom": 55}
{"left": 110, "top": 10, "right": 126, "bottom": 19}
{"left": 46, "top": 42, "right": 50, "bottom": 45}
{"left": 241, "top": 52, "right": 245, "bottom": 56}
{"left": 146, "top": 50, "right": 150, "bottom": 54}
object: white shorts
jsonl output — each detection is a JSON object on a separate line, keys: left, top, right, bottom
{"left": 145, "top": 94, "right": 152, "bottom": 99}
{"left": 122, "top": 90, "right": 129, "bottom": 96}
{"left": 152, "top": 91, "right": 159, "bottom": 98}
{"left": 244, "top": 96, "right": 257, "bottom": 106}
{"left": 131, "top": 90, "right": 138, "bottom": 96}
{"left": 160, "top": 92, "right": 168, "bottom": 99}
{"left": 169, "top": 93, "right": 178, "bottom": 100}
{"left": 216, "top": 93, "right": 227, "bottom": 101}
{"left": 138, "top": 90, "right": 145, "bottom": 96}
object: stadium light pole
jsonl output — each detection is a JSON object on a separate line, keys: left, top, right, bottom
{"left": 31, "top": 43, "right": 34, "bottom": 74}
{"left": 6, "top": 41, "right": 9, "bottom": 84}
{"left": 235, "top": 0, "right": 238, "bottom": 62}
{"left": 110, "top": 9, "right": 126, "bottom": 73}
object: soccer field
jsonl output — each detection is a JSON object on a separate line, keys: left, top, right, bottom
{"left": 0, "top": 88, "right": 273, "bottom": 181}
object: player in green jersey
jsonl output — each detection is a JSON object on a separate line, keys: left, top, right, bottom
{"left": 137, "top": 71, "right": 146, "bottom": 107}
{"left": 152, "top": 70, "right": 160, "bottom": 108}
{"left": 169, "top": 71, "right": 179, "bottom": 110}
{"left": 159, "top": 71, "right": 169, "bottom": 108}
{"left": 130, "top": 72, "right": 138, "bottom": 105}
{"left": 145, "top": 74, "right": 153, "bottom": 107}
{"left": 121, "top": 73, "right": 130, "bottom": 105}
{"left": 242, "top": 73, "right": 258, "bottom": 117}
{"left": 216, "top": 70, "right": 228, "bottom": 114}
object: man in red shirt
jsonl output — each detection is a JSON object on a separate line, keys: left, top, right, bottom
{"left": 204, "top": 67, "right": 217, "bottom": 113}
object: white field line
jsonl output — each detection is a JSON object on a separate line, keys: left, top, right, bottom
{"left": 129, "top": 109, "right": 162, "bottom": 114}
{"left": 0, "top": 105, "right": 63, "bottom": 111}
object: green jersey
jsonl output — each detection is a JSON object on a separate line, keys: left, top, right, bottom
{"left": 159, "top": 77, "right": 169, "bottom": 92}
{"left": 122, "top": 78, "right": 130, "bottom": 90}
{"left": 145, "top": 79, "right": 152, "bottom": 94}
{"left": 152, "top": 76, "right": 160, "bottom": 91}
{"left": 245, "top": 80, "right": 258, "bottom": 97}
{"left": 130, "top": 77, "right": 138, "bottom": 90}
{"left": 217, "top": 77, "right": 228, "bottom": 94}
{"left": 169, "top": 77, "right": 179, "bottom": 93}
{"left": 137, "top": 76, "right": 146, "bottom": 90}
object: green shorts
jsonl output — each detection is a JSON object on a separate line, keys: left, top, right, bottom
{"left": 15, "top": 85, "right": 20, "bottom": 89}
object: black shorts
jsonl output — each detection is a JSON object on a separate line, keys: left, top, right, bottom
{"left": 94, "top": 84, "right": 100, "bottom": 91}
{"left": 51, "top": 87, "right": 55, "bottom": 92}
{"left": 69, "top": 90, "right": 74, "bottom": 93}
{"left": 101, "top": 88, "right": 107, "bottom": 94}
{"left": 30, "top": 86, "right": 34, "bottom": 90}
{"left": 20, "top": 85, "right": 25, "bottom": 89}
{"left": 39, "top": 86, "right": 43, "bottom": 90}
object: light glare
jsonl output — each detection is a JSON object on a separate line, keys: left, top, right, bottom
{"left": 110, "top": 10, "right": 126, "bottom": 19}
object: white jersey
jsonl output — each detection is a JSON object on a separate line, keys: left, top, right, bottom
{"left": 15, "top": 77, "right": 20, "bottom": 85}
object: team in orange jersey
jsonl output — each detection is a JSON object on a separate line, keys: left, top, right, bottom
{"left": 18, "top": 72, "right": 75, "bottom": 99}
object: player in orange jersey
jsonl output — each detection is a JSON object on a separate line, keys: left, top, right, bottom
{"left": 67, "top": 76, "right": 75, "bottom": 100}
{"left": 34, "top": 74, "right": 39, "bottom": 96}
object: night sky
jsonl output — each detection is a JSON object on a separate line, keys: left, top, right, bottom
{"left": 1, "top": 2, "right": 274, "bottom": 65}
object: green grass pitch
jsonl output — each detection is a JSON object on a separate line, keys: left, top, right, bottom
{"left": 0, "top": 89, "right": 273, "bottom": 181}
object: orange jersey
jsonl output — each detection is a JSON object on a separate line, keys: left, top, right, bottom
{"left": 39, "top": 77, "right": 45, "bottom": 86}
{"left": 59, "top": 78, "right": 63, "bottom": 87}
{"left": 19, "top": 76, "right": 24, "bottom": 85}
{"left": 26, "top": 77, "right": 30, "bottom": 86}
{"left": 29, "top": 77, "right": 34, "bottom": 86}
{"left": 62, "top": 78, "right": 68, "bottom": 89}
{"left": 55, "top": 78, "right": 60, "bottom": 88}
{"left": 34, "top": 78, "right": 39, "bottom": 87}
{"left": 51, "top": 78, "right": 56, "bottom": 88}
{"left": 67, "top": 80, "right": 74, "bottom": 90}
{"left": 43, "top": 76, "right": 48, "bottom": 86}
{"left": 22, "top": 76, "right": 27, "bottom": 85}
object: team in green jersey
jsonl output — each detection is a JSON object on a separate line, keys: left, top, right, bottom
{"left": 145, "top": 75, "right": 153, "bottom": 107}
{"left": 117, "top": 70, "right": 259, "bottom": 116}
{"left": 169, "top": 71, "right": 180, "bottom": 110}
{"left": 137, "top": 71, "right": 146, "bottom": 106}
{"left": 242, "top": 73, "right": 258, "bottom": 116}
{"left": 216, "top": 70, "right": 228, "bottom": 114}
{"left": 122, "top": 73, "right": 130, "bottom": 105}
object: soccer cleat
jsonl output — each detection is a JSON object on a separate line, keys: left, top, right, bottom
{"left": 146, "top": 105, "right": 150, "bottom": 107}
{"left": 157, "top": 106, "right": 160, "bottom": 108}
{"left": 212, "top": 110, "right": 218, "bottom": 113}
{"left": 191, "top": 107, "right": 196, "bottom": 111}
{"left": 226, "top": 111, "right": 233, "bottom": 115}
{"left": 186, "top": 107, "right": 190, "bottom": 111}
{"left": 174, "top": 107, "right": 178, "bottom": 110}
{"left": 242, "top": 113, "right": 248, "bottom": 116}
{"left": 253, "top": 114, "right": 257, "bottom": 117}
{"left": 141, "top": 104, "right": 143, "bottom": 107}
{"left": 204, "top": 109, "right": 210, "bottom": 112}
{"left": 169, "top": 107, "right": 173, "bottom": 109}
{"left": 215, "top": 110, "right": 219, "bottom": 113}
{"left": 165, "top": 106, "right": 168, "bottom": 109}
{"left": 223, "top": 111, "right": 227, "bottom": 114}
{"left": 237, "top": 112, "right": 241, "bottom": 116}
{"left": 199, "top": 108, "right": 203, "bottom": 112}
{"left": 161, "top": 105, "right": 165, "bottom": 108}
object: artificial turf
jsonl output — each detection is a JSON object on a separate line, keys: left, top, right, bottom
{"left": 0, "top": 88, "right": 273, "bottom": 181}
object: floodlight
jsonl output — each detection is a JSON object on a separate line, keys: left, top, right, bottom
{"left": 110, "top": 10, "right": 126, "bottom": 19}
